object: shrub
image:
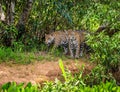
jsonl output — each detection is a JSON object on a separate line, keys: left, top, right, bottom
{"left": 40, "top": 60, "right": 119, "bottom": 92}
{"left": 87, "top": 32, "right": 120, "bottom": 69}
{"left": 1, "top": 82, "right": 39, "bottom": 92}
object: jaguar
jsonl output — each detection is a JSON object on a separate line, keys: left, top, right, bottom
{"left": 45, "top": 30, "right": 88, "bottom": 58}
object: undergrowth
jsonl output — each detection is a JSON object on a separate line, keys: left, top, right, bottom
{"left": 0, "top": 47, "right": 35, "bottom": 64}
{"left": 0, "top": 46, "right": 67, "bottom": 64}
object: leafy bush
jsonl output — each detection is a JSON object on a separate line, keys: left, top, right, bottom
{"left": 87, "top": 32, "right": 120, "bottom": 70}
{"left": 41, "top": 60, "right": 120, "bottom": 92}
{"left": 1, "top": 81, "right": 120, "bottom": 92}
{"left": 1, "top": 24, "right": 18, "bottom": 47}
{"left": 40, "top": 80, "right": 120, "bottom": 92}
{"left": 1, "top": 82, "right": 39, "bottom": 92}
{"left": 84, "top": 64, "right": 114, "bottom": 86}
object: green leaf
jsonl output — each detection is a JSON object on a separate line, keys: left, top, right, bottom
{"left": 2, "top": 82, "right": 11, "bottom": 91}
{"left": 59, "top": 59, "right": 67, "bottom": 81}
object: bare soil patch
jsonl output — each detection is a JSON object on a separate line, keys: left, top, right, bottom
{"left": 0, "top": 58, "right": 95, "bottom": 86}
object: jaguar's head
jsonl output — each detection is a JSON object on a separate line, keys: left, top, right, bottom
{"left": 45, "top": 33, "right": 55, "bottom": 46}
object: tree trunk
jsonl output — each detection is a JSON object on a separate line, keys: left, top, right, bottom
{"left": 10, "top": 0, "right": 15, "bottom": 24}
{"left": 0, "top": 1, "right": 5, "bottom": 22}
{"left": 5, "top": 0, "right": 11, "bottom": 25}
{"left": 1, "top": 0, "right": 15, "bottom": 46}
{"left": 17, "top": 0, "right": 33, "bottom": 41}
{"left": 18, "top": 0, "right": 33, "bottom": 25}
{"left": 5, "top": 0, "right": 15, "bottom": 25}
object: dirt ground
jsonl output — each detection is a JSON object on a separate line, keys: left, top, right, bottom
{"left": 0, "top": 58, "right": 94, "bottom": 86}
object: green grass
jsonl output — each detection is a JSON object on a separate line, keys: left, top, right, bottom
{"left": 0, "top": 47, "right": 68, "bottom": 64}
{"left": 0, "top": 47, "right": 35, "bottom": 64}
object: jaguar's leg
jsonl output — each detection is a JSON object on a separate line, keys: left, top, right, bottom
{"left": 80, "top": 42, "right": 84, "bottom": 57}
{"left": 63, "top": 46, "right": 68, "bottom": 55}
{"left": 69, "top": 42, "right": 74, "bottom": 58}
{"left": 75, "top": 44, "right": 80, "bottom": 59}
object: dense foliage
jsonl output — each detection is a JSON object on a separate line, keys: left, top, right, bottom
{"left": 87, "top": 32, "right": 120, "bottom": 69}
{"left": 1, "top": 81, "right": 120, "bottom": 92}
{"left": 1, "top": 82, "right": 39, "bottom": 92}
{"left": 0, "top": 0, "right": 120, "bottom": 47}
